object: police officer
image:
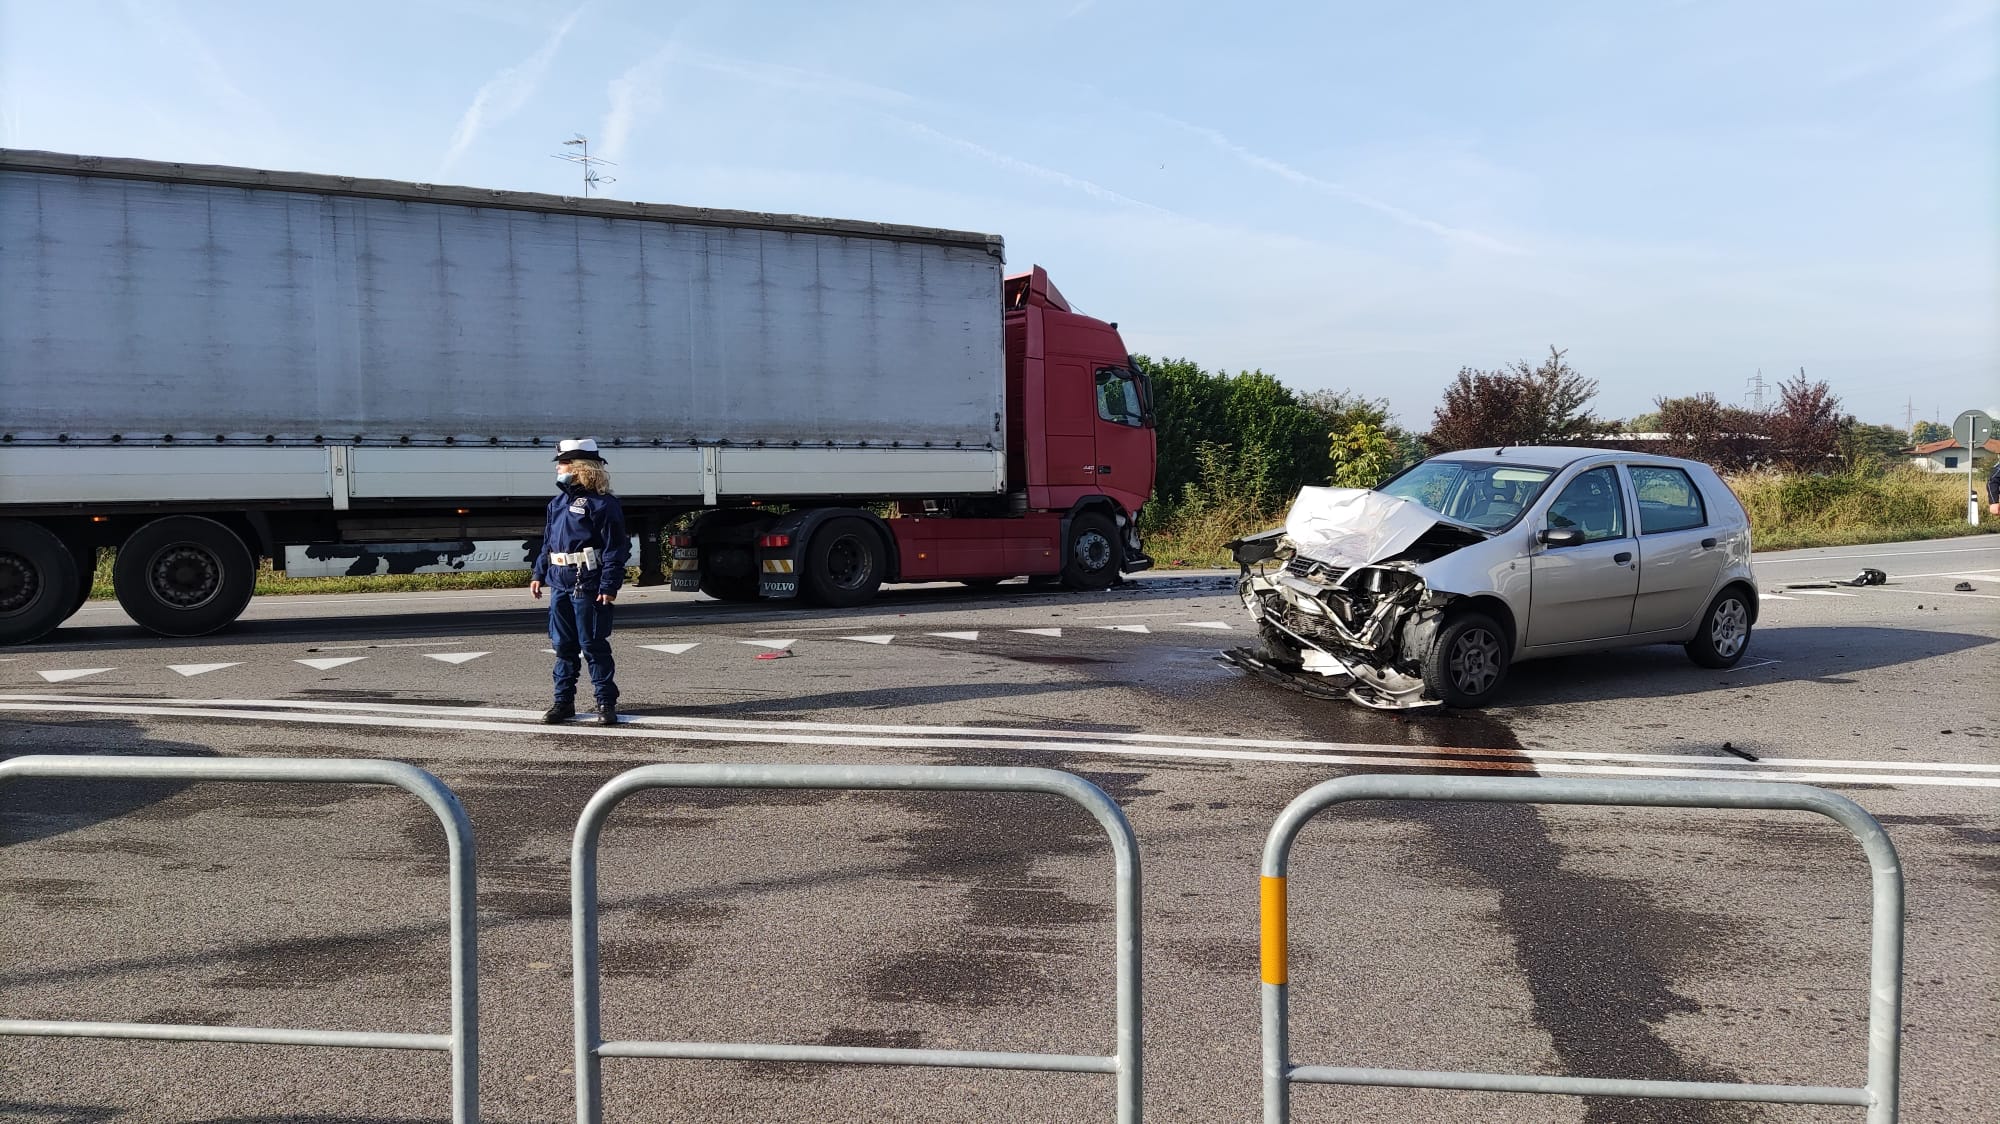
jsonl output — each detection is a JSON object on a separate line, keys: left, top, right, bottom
{"left": 531, "top": 438, "right": 629, "bottom": 725}
{"left": 1988, "top": 457, "right": 1999, "bottom": 519}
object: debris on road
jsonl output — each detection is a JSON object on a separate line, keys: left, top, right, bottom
{"left": 1719, "top": 741, "right": 1759, "bottom": 762}
{"left": 1846, "top": 568, "right": 1888, "bottom": 587}
{"left": 1955, "top": 582, "right": 1976, "bottom": 592}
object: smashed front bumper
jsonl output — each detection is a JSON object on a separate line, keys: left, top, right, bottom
{"left": 1225, "top": 547, "right": 1443, "bottom": 710}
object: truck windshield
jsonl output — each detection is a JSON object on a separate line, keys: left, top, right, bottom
{"left": 1377, "top": 460, "right": 1556, "bottom": 531}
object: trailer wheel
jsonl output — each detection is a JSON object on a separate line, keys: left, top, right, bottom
{"left": 69, "top": 542, "right": 98, "bottom": 616}
{"left": 0, "top": 519, "right": 82, "bottom": 646}
{"left": 1061, "top": 512, "right": 1122, "bottom": 591}
{"left": 113, "top": 516, "right": 256, "bottom": 638}
{"left": 803, "top": 518, "right": 886, "bottom": 608}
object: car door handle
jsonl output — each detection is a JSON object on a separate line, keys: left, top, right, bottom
{"left": 1701, "top": 537, "right": 1717, "bottom": 549}
{"left": 1614, "top": 552, "right": 1633, "bottom": 565}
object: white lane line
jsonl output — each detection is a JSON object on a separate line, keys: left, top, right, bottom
{"left": 311, "top": 642, "right": 476, "bottom": 651}
{"left": 1755, "top": 545, "right": 1999, "bottom": 565}
{"left": 1758, "top": 594, "right": 1796, "bottom": 601}
{"left": 425, "top": 652, "right": 489, "bottom": 665}
{"left": 295, "top": 657, "right": 368, "bottom": 671}
{"left": 1075, "top": 612, "right": 1173, "bottom": 620}
{"left": 927, "top": 631, "right": 980, "bottom": 641}
{"left": 641, "top": 643, "right": 700, "bottom": 655}
{"left": 168, "top": 662, "right": 242, "bottom": 677}
{"left": 1787, "top": 590, "right": 1856, "bottom": 597}
{"left": 2, "top": 698, "right": 1993, "bottom": 789}
{"left": 1858, "top": 586, "right": 2000, "bottom": 601}
{"left": 1099, "top": 625, "right": 1152, "bottom": 634}
{"left": 740, "top": 639, "right": 797, "bottom": 651}
{"left": 36, "top": 668, "right": 115, "bottom": 683}
{"left": 30, "top": 695, "right": 2000, "bottom": 778}
{"left": 1182, "top": 621, "right": 1235, "bottom": 630}
{"left": 1012, "top": 628, "right": 1064, "bottom": 638}
{"left": 841, "top": 635, "right": 896, "bottom": 645}
{"left": 1731, "top": 657, "right": 1783, "bottom": 670}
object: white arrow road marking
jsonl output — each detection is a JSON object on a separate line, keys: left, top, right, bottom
{"left": 8, "top": 695, "right": 1997, "bottom": 790}
{"left": 168, "top": 663, "right": 241, "bottom": 677}
{"left": 1182, "top": 621, "right": 1235, "bottom": 630}
{"left": 38, "top": 668, "right": 114, "bottom": 683}
{"left": 740, "top": 639, "right": 797, "bottom": 650}
{"left": 926, "top": 631, "right": 980, "bottom": 641}
{"left": 641, "top": 643, "right": 701, "bottom": 655}
{"left": 841, "top": 635, "right": 896, "bottom": 645}
{"left": 1099, "top": 624, "right": 1151, "bottom": 633}
{"left": 1011, "top": 628, "right": 1063, "bottom": 638}
{"left": 425, "top": 652, "right": 489, "bottom": 665}
{"left": 295, "top": 657, "right": 368, "bottom": 671}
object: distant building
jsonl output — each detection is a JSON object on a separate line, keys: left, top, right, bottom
{"left": 1906, "top": 437, "right": 2000, "bottom": 474}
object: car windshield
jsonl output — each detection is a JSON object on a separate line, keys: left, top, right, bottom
{"left": 1377, "top": 460, "right": 1558, "bottom": 530}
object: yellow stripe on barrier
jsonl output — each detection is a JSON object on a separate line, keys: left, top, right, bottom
{"left": 1260, "top": 875, "right": 1287, "bottom": 985}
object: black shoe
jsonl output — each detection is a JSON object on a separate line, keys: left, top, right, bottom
{"left": 596, "top": 703, "right": 618, "bottom": 727}
{"left": 542, "top": 702, "right": 575, "bottom": 725}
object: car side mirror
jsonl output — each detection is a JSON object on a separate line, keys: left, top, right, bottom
{"left": 1538, "top": 527, "right": 1585, "bottom": 548}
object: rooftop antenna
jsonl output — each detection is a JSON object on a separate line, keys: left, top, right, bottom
{"left": 551, "top": 134, "right": 616, "bottom": 197}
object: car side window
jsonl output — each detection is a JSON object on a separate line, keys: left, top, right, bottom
{"left": 1629, "top": 466, "right": 1707, "bottom": 534}
{"left": 1546, "top": 467, "right": 1627, "bottom": 543}
{"left": 1095, "top": 367, "right": 1145, "bottom": 427}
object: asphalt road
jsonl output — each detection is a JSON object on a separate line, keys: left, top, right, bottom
{"left": 3, "top": 537, "right": 1996, "bottom": 1123}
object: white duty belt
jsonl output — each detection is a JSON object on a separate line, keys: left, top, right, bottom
{"left": 548, "top": 549, "right": 600, "bottom": 569}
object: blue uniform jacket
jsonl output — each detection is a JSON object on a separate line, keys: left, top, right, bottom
{"left": 533, "top": 485, "right": 630, "bottom": 595}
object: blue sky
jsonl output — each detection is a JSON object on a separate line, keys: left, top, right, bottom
{"left": 3, "top": 0, "right": 1993, "bottom": 431}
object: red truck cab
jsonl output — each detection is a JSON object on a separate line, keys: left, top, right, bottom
{"left": 678, "top": 265, "right": 1157, "bottom": 607}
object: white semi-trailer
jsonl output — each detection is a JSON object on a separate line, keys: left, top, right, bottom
{"left": 0, "top": 150, "right": 1157, "bottom": 644}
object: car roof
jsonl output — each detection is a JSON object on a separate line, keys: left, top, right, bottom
{"left": 1431, "top": 446, "right": 1709, "bottom": 472}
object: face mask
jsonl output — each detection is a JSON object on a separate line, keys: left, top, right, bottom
{"left": 557, "top": 472, "right": 576, "bottom": 486}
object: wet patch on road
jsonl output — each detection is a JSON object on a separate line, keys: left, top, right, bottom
{"left": 212, "top": 930, "right": 436, "bottom": 990}
{"left": 0, "top": 876, "right": 112, "bottom": 912}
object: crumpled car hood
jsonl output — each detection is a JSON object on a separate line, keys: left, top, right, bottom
{"left": 1284, "top": 486, "right": 1488, "bottom": 569}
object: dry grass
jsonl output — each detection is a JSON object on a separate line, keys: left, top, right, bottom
{"left": 1726, "top": 467, "right": 1995, "bottom": 551}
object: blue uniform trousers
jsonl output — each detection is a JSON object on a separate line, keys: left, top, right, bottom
{"left": 549, "top": 569, "right": 617, "bottom": 707}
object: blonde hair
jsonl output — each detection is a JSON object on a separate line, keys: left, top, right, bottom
{"left": 567, "top": 460, "right": 612, "bottom": 494}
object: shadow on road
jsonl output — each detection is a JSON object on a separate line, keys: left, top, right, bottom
{"left": 1, "top": 719, "right": 218, "bottom": 847}
{"left": 1497, "top": 625, "right": 1994, "bottom": 707}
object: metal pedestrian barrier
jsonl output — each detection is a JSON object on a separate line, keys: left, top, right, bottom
{"left": 571, "top": 763, "right": 1143, "bottom": 1123}
{"left": 0, "top": 754, "right": 479, "bottom": 1124}
{"left": 1258, "top": 774, "right": 1904, "bottom": 1124}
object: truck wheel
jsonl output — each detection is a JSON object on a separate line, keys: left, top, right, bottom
{"left": 1420, "top": 610, "right": 1509, "bottom": 708}
{"left": 803, "top": 518, "right": 886, "bottom": 608}
{"left": 69, "top": 542, "right": 98, "bottom": 616}
{"left": 0, "top": 519, "right": 82, "bottom": 645}
{"left": 113, "top": 516, "right": 256, "bottom": 638}
{"left": 1061, "top": 512, "right": 1122, "bottom": 591}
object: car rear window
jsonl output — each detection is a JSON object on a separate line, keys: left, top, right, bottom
{"left": 1629, "top": 466, "right": 1707, "bottom": 534}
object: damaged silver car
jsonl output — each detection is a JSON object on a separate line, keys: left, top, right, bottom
{"left": 1226, "top": 447, "right": 1757, "bottom": 709}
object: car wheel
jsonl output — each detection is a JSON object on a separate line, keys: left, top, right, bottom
{"left": 112, "top": 516, "right": 256, "bottom": 638}
{"left": 0, "top": 519, "right": 82, "bottom": 646}
{"left": 1421, "top": 610, "right": 1510, "bottom": 708}
{"left": 1061, "top": 512, "right": 1122, "bottom": 591}
{"left": 1686, "top": 589, "right": 1752, "bottom": 669}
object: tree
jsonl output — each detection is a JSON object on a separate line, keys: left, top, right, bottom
{"left": 1133, "top": 356, "right": 1338, "bottom": 517}
{"left": 1329, "top": 422, "right": 1400, "bottom": 488}
{"left": 1765, "top": 370, "right": 1842, "bottom": 471}
{"left": 1653, "top": 393, "right": 1768, "bottom": 472}
{"left": 1911, "top": 420, "right": 1951, "bottom": 445}
{"left": 1427, "top": 346, "right": 1607, "bottom": 452}
{"left": 1626, "top": 410, "right": 1662, "bottom": 434}
{"left": 1837, "top": 419, "right": 1908, "bottom": 471}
